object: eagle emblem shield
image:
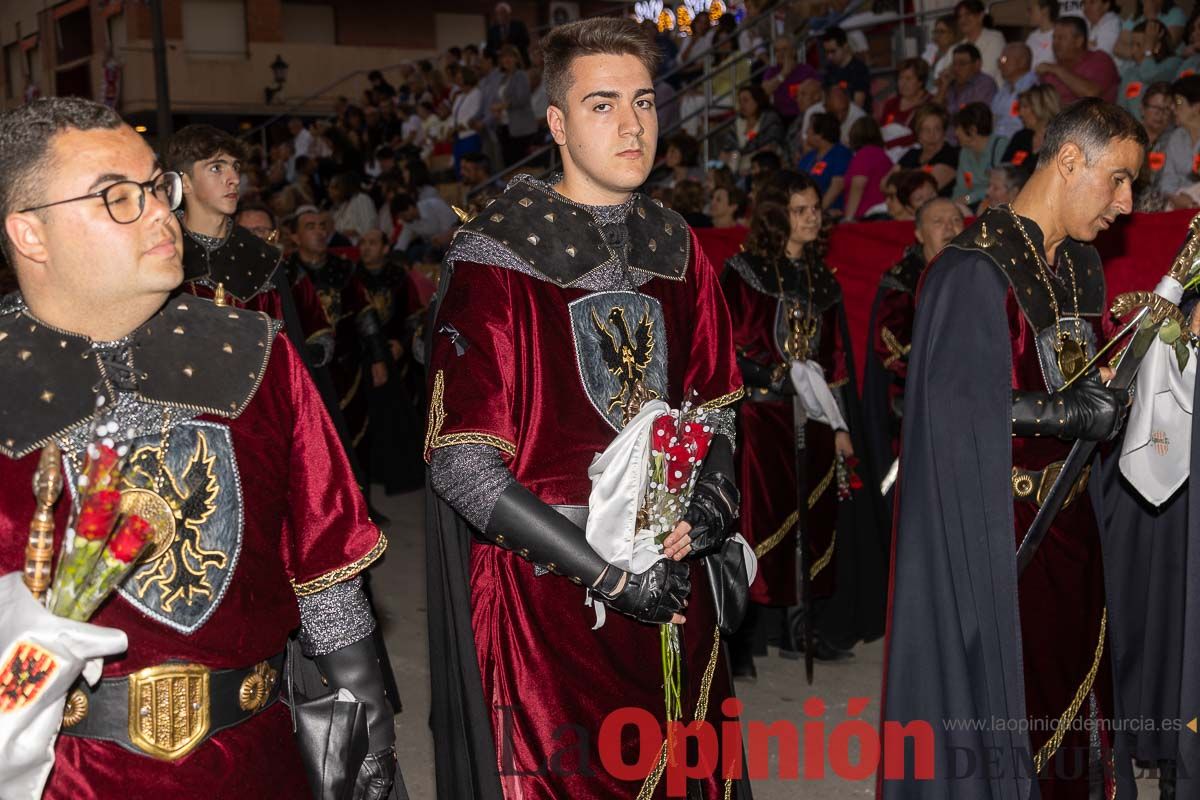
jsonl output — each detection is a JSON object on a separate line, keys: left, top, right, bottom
{"left": 569, "top": 291, "right": 669, "bottom": 431}
{"left": 65, "top": 420, "right": 244, "bottom": 634}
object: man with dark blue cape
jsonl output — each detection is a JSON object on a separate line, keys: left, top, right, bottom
{"left": 879, "top": 99, "right": 1145, "bottom": 799}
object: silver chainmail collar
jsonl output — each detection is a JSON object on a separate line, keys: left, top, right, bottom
{"left": 177, "top": 211, "right": 233, "bottom": 252}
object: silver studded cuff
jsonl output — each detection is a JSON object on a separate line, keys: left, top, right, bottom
{"left": 297, "top": 575, "right": 376, "bottom": 657}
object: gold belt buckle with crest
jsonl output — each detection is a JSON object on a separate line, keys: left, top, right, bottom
{"left": 127, "top": 662, "right": 210, "bottom": 761}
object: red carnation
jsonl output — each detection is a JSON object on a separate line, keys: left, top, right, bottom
{"left": 76, "top": 490, "right": 121, "bottom": 541}
{"left": 664, "top": 443, "right": 695, "bottom": 491}
{"left": 84, "top": 445, "right": 120, "bottom": 493}
{"left": 108, "top": 516, "right": 153, "bottom": 563}
{"left": 651, "top": 414, "right": 675, "bottom": 454}
{"left": 682, "top": 423, "right": 712, "bottom": 462}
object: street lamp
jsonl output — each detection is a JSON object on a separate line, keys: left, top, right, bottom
{"left": 264, "top": 54, "right": 289, "bottom": 104}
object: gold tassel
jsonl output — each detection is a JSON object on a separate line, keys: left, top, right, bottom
{"left": 24, "top": 443, "right": 63, "bottom": 603}
{"left": 213, "top": 282, "right": 228, "bottom": 307}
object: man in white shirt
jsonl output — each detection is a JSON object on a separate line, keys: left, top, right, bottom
{"left": 390, "top": 192, "right": 458, "bottom": 261}
{"left": 801, "top": 84, "right": 868, "bottom": 147}
{"left": 1082, "top": 0, "right": 1121, "bottom": 55}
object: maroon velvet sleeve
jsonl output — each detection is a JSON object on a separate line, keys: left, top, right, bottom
{"left": 684, "top": 233, "right": 745, "bottom": 408}
{"left": 424, "top": 261, "right": 518, "bottom": 461}
{"left": 278, "top": 334, "right": 386, "bottom": 595}
{"left": 874, "top": 287, "right": 915, "bottom": 380}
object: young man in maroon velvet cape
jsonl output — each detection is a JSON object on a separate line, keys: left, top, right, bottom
{"left": 424, "top": 17, "right": 748, "bottom": 800}
{"left": 880, "top": 99, "right": 1143, "bottom": 799}
{"left": 0, "top": 98, "right": 400, "bottom": 798}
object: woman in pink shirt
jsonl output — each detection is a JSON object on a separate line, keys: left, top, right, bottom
{"left": 843, "top": 117, "right": 896, "bottom": 220}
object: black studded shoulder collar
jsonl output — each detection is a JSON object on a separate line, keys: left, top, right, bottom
{"left": 0, "top": 295, "right": 279, "bottom": 459}
{"left": 182, "top": 223, "right": 281, "bottom": 302}
{"left": 448, "top": 176, "right": 690, "bottom": 287}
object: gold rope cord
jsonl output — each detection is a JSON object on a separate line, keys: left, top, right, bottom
{"left": 1032, "top": 608, "right": 1107, "bottom": 775}
{"left": 636, "top": 627, "right": 723, "bottom": 800}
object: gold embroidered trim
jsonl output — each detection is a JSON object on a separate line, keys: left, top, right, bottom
{"left": 291, "top": 529, "right": 388, "bottom": 597}
{"left": 304, "top": 327, "right": 334, "bottom": 344}
{"left": 880, "top": 326, "right": 911, "bottom": 369}
{"left": 1033, "top": 607, "right": 1107, "bottom": 775}
{"left": 433, "top": 432, "right": 517, "bottom": 456}
{"left": 422, "top": 370, "right": 518, "bottom": 460}
{"left": 424, "top": 370, "right": 447, "bottom": 458}
{"left": 754, "top": 511, "right": 797, "bottom": 559}
{"left": 339, "top": 368, "right": 361, "bottom": 410}
{"left": 699, "top": 387, "right": 746, "bottom": 411}
{"left": 810, "top": 532, "right": 836, "bottom": 579}
{"left": 809, "top": 460, "right": 836, "bottom": 508}
{"left": 637, "top": 627, "right": 722, "bottom": 800}
{"left": 828, "top": 378, "right": 849, "bottom": 390}
{"left": 751, "top": 460, "right": 837, "bottom": 560}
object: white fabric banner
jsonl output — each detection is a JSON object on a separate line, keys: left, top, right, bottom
{"left": 1120, "top": 276, "right": 1195, "bottom": 507}
{"left": 789, "top": 360, "right": 849, "bottom": 432}
{"left": 584, "top": 401, "right": 757, "bottom": 629}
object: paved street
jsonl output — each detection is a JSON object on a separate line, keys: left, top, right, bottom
{"left": 371, "top": 488, "right": 1159, "bottom": 799}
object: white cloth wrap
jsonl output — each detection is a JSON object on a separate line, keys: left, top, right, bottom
{"left": 1120, "top": 276, "right": 1195, "bottom": 507}
{"left": 0, "top": 572, "right": 127, "bottom": 800}
{"left": 789, "top": 360, "right": 849, "bottom": 431}
{"left": 583, "top": 401, "right": 757, "bottom": 629}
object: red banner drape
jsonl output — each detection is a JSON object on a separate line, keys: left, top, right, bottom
{"left": 696, "top": 209, "right": 1197, "bottom": 388}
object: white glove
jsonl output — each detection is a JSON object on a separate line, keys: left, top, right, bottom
{"left": 0, "top": 573, "right": 127, "bottom": 800}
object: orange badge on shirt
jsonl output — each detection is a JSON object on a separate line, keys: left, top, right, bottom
{"left": 0, "top": 642, "right": 58, "bottom": 713}
{"left": 1192, "top": 153, "right": 1200, "bottom": 174}
{"left": 1011, "top": 150, "right": 1029, "bottom": 166}
{"left": 885, "top": 113, "right": 896, "bottom": 124}
{"left": 1183, "top": 69, "right": 1197, "bottom": 78}
{"left": 747, "top": 130, "right": 758, "bottom": 141}
{"left": 964, "top": 171, "right": 974, "bottom": 189}
{"left": 812, "top": 161, "right": 827, "bottom": 176}
{"left": 1149, "top": 151, "right": 1166, "bottom": 171}
{"left": 1125, "top": 81, "right": 1143, "bottom": 100}
{"left": 1010, "top": 99, "right": 1020, "bottom": 116}
{"left": 789, "top": 83, "right": 800, "bottom": 98}
{"left": 921, "top": 164, "right": 934, "bottom": 174}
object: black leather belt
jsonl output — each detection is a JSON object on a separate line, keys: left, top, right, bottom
{"left": 1012, "top": 461, "right": 1092, "bottom": 510}
{"left": 746, "top": 386, "right": 786, "bottom": 403}
{"left": 60, "top": 652, "right": 285, "bottom": 761}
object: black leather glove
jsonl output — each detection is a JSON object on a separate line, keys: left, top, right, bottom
{"left": 1012, "top": 378, "right": 1129, "bottom": 442}
{"left": 681, "top": 435, "right": 740, "bottom": 559}
{"left": 593, "top": 558, "right": 692, "bottom": 624}
{"left": 314, "top": 638, "right": 396, "bottom": 800}
{"left": 354, "top": 748, "right": 399, "bottom": 800}
{"left": 486, "top": 482, "right": 691, "bottom": 624}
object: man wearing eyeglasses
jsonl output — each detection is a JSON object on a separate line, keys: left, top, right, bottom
{"left": 0, "top": 98, "right": 400, "bottom": 799}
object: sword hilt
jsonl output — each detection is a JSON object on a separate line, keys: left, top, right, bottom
{"left": 24, "top": 443, "right": 63, "bottom": 603}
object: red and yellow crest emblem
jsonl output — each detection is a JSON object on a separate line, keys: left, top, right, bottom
{"left": 0, "top": 641, "right": 58, "bottom": 713}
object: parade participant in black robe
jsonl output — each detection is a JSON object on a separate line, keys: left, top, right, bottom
{"left": 357, "top": 228, "right": 425, "bottom": 494}
{"left": 879, "top": 99, "right": 1144, "bottom": 799}
{"left": 862, "top": 198, "right": 963, "bottom": 508}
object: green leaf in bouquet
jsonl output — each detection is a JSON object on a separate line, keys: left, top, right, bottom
{"left": 1160, "top": 318, "right": 1182, "bottom": 345}
{"left": 1176, "top": 338, "right": 1191, "bottom": 373}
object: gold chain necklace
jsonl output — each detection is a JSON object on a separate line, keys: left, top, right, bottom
{"left": 1003, "top": 206, "right": 1086, "bottom": 381}
{"left": 772, "top": 253, "right": 820, "bottom": 363}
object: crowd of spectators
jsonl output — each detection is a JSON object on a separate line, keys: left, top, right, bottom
{"left": 226, "top": 0, "right": 1200, "bottom": 276}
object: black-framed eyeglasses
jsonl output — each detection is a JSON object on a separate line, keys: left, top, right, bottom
{"left": 19, "top": 171, "right": 183, "bottom": 225}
